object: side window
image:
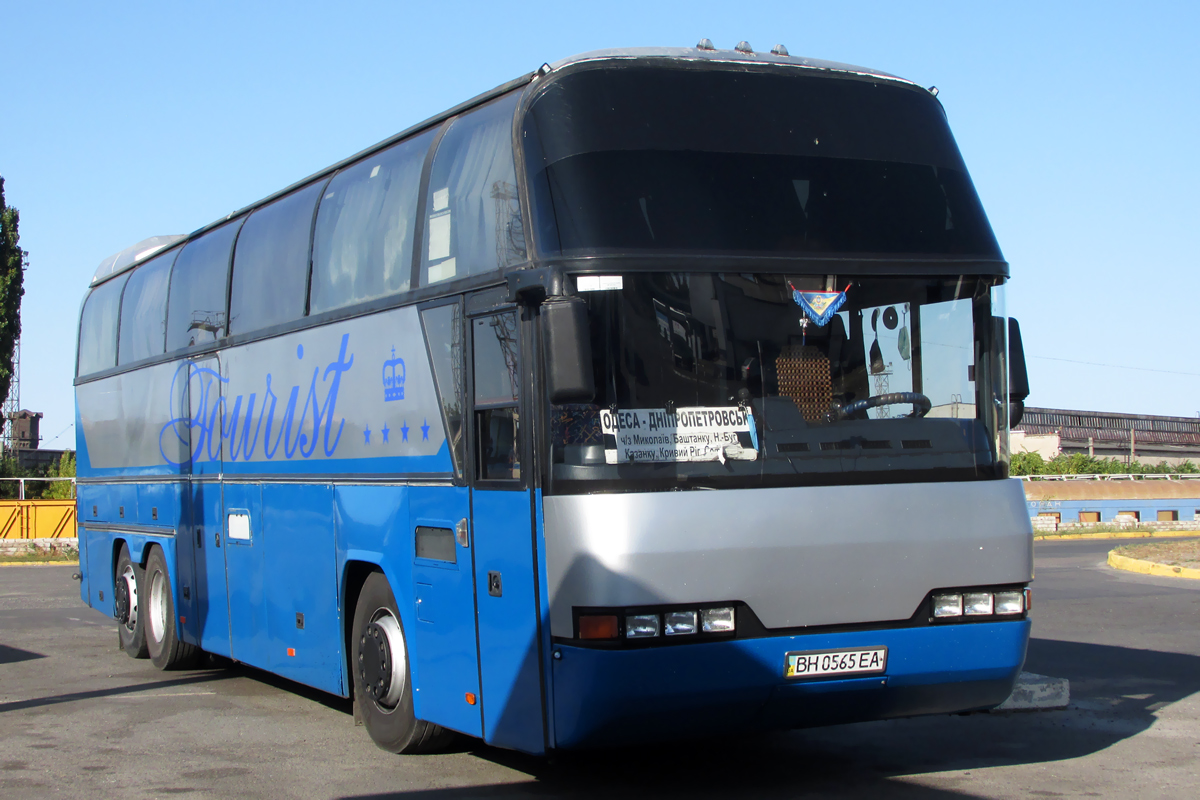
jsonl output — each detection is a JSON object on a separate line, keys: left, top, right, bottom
{"left": 420, "top": 303, "right": 465, "bottom": 478}
{"left": 77, "top": 273, "right": 129, "bottom": 376}
{"left": 311, "top": 129, "right": 436, "bottom": 314}
{"left": 167, "top": 220, "right": 242, "bottom": 350}
{"left": 473, "top": 312, "right": 520, "bottom": 481}
{"left": 229, "top": 182, "right": 324, "bottom": 335}
{"left": 117, "top": 249, "right": 177, "bottom": 365}
{"left": 421, "top": 92, "right": 525, "bottom": 286}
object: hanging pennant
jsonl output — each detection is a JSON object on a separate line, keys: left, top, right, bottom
{"left": 789, "top": 282, "right": 851, "bottom": 327}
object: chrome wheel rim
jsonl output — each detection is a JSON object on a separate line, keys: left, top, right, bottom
{"left": 359, "top": 608, "right": 406, "bottom": 712}
{"left": 148, "top": 568, "right": 168, "bottom": 644}
{"left": 119, "top": 565, "right": 139, "bottom": 632}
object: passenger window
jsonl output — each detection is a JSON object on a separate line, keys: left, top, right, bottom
{"left": 421, "top": 92, "right": 525, "bottom": 286}
{"left": 420, "top": 303, "right": 465, "bottom": 478}
{"left": 473, "top": 312, "right": 520, "bottom": 480}
{"left": 229, "top": 182, "right": 324, "bottom": 335}
{"left": 77, "top": 273, "right": 129, "bottom": 376}
{"left": 117, "top": 250, "right": 176, "bottom": 365}
{"left": 311, "top": 130, "right": 435, "bottom": 314}
{"left": 167, "top": 220, "right": 242, "bottom": 350}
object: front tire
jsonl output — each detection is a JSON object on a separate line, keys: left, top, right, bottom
{"left": 144, "top": 546, "right": 198, "bottom": 670}
{"left": 352, "top": 571, "right": 454, "bottom": 753}
{"left": 114, "top": 544, "right": 148, "bottom": 659}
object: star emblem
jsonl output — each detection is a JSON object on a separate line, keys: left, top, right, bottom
{"left": 400, "top": 420, "right": 409, "bottom": 442}
{"left": 382, "top": 423, "right": 390, "bottom": 443}
{"left": 363, "top": 425, "right": 371, "bottom": 444}
{"left": 421, "top": 419, "right": 430, "bottom": 441}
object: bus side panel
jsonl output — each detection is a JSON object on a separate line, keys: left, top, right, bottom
{"left": 263, "top": 483, "right": 342, "bottom": 695}
{"left": 224, "top": 483, "right": 268, "bottom": 670}
{"left": 534, "top": 491, "right": 556, "bottom": 751}
{"left": 84, "top": 526, "right": 115, "bottom": 617}
{"left": 334, "top": 485, "right": 413, "bottom": 699}
{"left": 77, "top": 521, "right": 89, "bottom": 606}
{"left": 138, "top": 482, "right": 198, "bottom": 644}
{"left": 473, "top": 488, "right": 545, "bottom": 755}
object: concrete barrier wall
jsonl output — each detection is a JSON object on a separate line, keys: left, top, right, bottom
{"left": 0, "top": 501, "right": 78, "bottom": 540}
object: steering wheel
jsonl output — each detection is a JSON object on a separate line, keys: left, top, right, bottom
{"left": 839, "top": 392, "right": 932, "bottom": 419}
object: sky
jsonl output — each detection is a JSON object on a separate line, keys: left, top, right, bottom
{"left": 2, "top": 1, "right": 1199, "bottom": 447}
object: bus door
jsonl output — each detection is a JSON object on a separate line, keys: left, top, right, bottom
{"left": 468, "top": 308, "right": 545, "bottom": 754}
{"left": 187, "top": 356, "right": 232, "bottom": 657}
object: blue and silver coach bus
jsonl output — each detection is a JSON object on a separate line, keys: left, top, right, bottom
{"left": 75, "top": 45, "right": 1033, "bottom": 755}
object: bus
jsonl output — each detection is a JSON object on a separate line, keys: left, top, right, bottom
{"left": 75, "top": 44, "right": 1033, "bottom": 755}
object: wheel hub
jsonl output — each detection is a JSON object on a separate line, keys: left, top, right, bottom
{"left": 359, "top": 622, "right": 393, "bottom": 703}
{"left": 115, "top": 575, "right": 131, "bottom": 625}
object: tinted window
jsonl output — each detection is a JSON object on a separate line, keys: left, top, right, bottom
{"left": 421, "top": 93, "right": 524, "bottom": 286}
{"left": 473, "top": 312, "right": 520, "bottom": 481}
{"left": 420, "top": 303, "right": 465, "bottom": 477}
{"left": 118, "top": 250, "right": 176, "bottom": 365}
{"left": 311, "top": 130, "right": 435, "bottom": 314}
{"left": 77, "top": 273, "right": 129, "bottom": 376}
{"left": 167, "top": 220, "right": 242, "bottom": 350}
{"left": 229, "top": 182, "right": 324, "bottom": 335}
{"left": 524, "top": 67, "right": 1000, "bottom": 258}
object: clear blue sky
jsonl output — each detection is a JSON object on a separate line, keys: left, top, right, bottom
{"left": 3, "top": 1, "right": 1199, "bottom": 445}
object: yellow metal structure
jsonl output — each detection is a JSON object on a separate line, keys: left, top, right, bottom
{"left": 0, "top": 500, "right": 77, "bottom": 539}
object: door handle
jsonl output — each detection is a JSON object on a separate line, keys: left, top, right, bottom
{"left": 196, "top": 526, "right": 203, "bottom": 548}
{"left": 214, "top": 530, "right": 221, "bottom": 548}
{"left": 456, "top": 518, "right": 470, "bottom": 548}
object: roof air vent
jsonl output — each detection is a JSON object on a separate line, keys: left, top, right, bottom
{"left": 734, "top": 41, "right": 753, "bottom": 54}
{"left": 696, "top": 38, "right": 715, "bottom": 51}
{"left": 771, "top": 44, "right": 790, "bottom": 56}
{"left": 928, "top": 86, "right": 939, "bottom": 97}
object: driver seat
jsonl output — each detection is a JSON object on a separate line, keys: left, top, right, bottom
{"left": 775, "top": 346, "right": 832, "bottom": 422}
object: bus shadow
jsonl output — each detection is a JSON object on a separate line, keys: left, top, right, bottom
{"left": 342, "top": 637, "right": 1200, "bottom": 799}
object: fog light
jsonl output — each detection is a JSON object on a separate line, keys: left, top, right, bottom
{"left": 626, "top": 614, "right": 660, "bottom": 638}
{"left": 994, "top": 591, "right": 1024, "bottom": 615}
{"left": 578, "top": 614, "right": 618, "bottom": 639}
{"left": 701, "top": 607, "right": 735, "bottom": 633}
{"left": 932, "top": 593, "right": 963, "bottom": 618}
{"left": 664, "top": 610, "right": 698, "bottom": 636}
{"left": 963, "top": 592, "right": 994, "bottom": 616}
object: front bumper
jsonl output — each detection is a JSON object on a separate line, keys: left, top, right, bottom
{"left": 551, "top": 619, "right": 1029, "bottom": 749}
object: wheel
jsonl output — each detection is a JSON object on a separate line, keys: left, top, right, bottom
{"left": 352, "top": 571, "right": 455, "bottom": 754}
{"left": 144, "top": 546, "right": 199, "bottom": 670}
{"left": 114, "top": 544, "right": 149, "bottom": 659}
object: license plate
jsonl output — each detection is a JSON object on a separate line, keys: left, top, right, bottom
{"left": 784, "top": 647, "right": 888, "bottom": 679}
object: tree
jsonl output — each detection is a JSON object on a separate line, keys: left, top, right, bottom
{"left": 44, "top": 451, "right": 76, "bottom": 499}
{"left": 0, "top": 176, "right": 26, "bottom": 438}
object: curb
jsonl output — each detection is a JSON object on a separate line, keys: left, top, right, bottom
{"left": 1036, "top": 530, "right": 1200, "bottom": 541}
{"left": 994, "top": 672, "right": 1070, "bottom": 711}
{"left": 0, "top": 561, "right": 77, "bottom": 567}
{"left": 1107, "top": 550, "right": 1200, "bottom": 580}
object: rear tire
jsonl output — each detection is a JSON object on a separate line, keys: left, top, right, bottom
{"left": 114, "top": 544, "right": 148, "bottom": 659}
{"left": 144, "top": 546, "right": 199, "bottom": 670}
{"left": 352, "top": 571, "right": 454, "bottom": 754}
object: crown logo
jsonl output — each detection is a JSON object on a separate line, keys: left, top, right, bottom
{"left": 383, "top": 347, "right": 405, "bottom": 402}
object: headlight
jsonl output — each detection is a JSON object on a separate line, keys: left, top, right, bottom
{"left": 701, "top": 607, "right": 736, "bottom": 633}
{"left": 932, "top": 593, "right": 963, "bottom": 618}
{"left": 994, "top": 591, "right": 1024, "bottom": 615}
{"left": 963, "top": 592, "right": 995, "bottom": 616}
{"left": 626, "top": 614, "right": 660, "bottom": 638}
{"left": 664, "top": 610, "right": 698, "bottom": 636}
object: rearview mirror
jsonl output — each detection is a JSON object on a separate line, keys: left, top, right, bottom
{"left": 1008, "top": 317, "right": 1029, "bottom": 428}
{"left": 542, "top": 298, "right": 595, "bottom": 404}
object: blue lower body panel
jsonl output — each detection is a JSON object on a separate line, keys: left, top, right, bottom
{"left": 551, "top": 620, "right": 1029, "bottom": 749}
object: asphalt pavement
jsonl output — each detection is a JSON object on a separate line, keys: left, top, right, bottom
{"left": 1, "top": 538, "right": 1198, "bottom": 799}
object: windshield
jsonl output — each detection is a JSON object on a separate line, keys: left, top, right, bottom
{"left": 546, "top": 272, "right": 1009, "bottom": 493}
{"left": 523, "top": 65, "right": 1001, "bottom": 258}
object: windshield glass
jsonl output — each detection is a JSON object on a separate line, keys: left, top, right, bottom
{"left": 523, "top": 65, "right": 1001, "bottom": 258}
{"left": 546, "top": 272, "right": 1008, "bottom": 493}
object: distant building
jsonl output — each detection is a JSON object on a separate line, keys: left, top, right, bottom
{"left": 3, "top": 409, "right": 66, "bottom": 472}
{"left": 1012, "top": 406, "right": 1200, "bottom": 467}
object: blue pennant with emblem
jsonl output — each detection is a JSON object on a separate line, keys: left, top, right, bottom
{"left": 789, "top": 282, "right": 851, "bottom": 326}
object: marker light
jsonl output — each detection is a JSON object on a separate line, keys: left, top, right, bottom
{"left": 994, "top": 591, "right": 1024, "bottom": 615}
{"left": 963, "top": 592, "right": 994, "bottom": 616}
{"left": 578, "top": 614, "right": 619, "bottom": 639}
{"left": 664, "top": 610, "right": 698, "bottom": 636}
{"left": 626, "top": 614, "right": 660, "bottom": 639}
{"left": 932, "top": 593, "right": 963, "bottom": 618}
{"left": 701, "top": 607, "right": 736, "bottom": 633}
